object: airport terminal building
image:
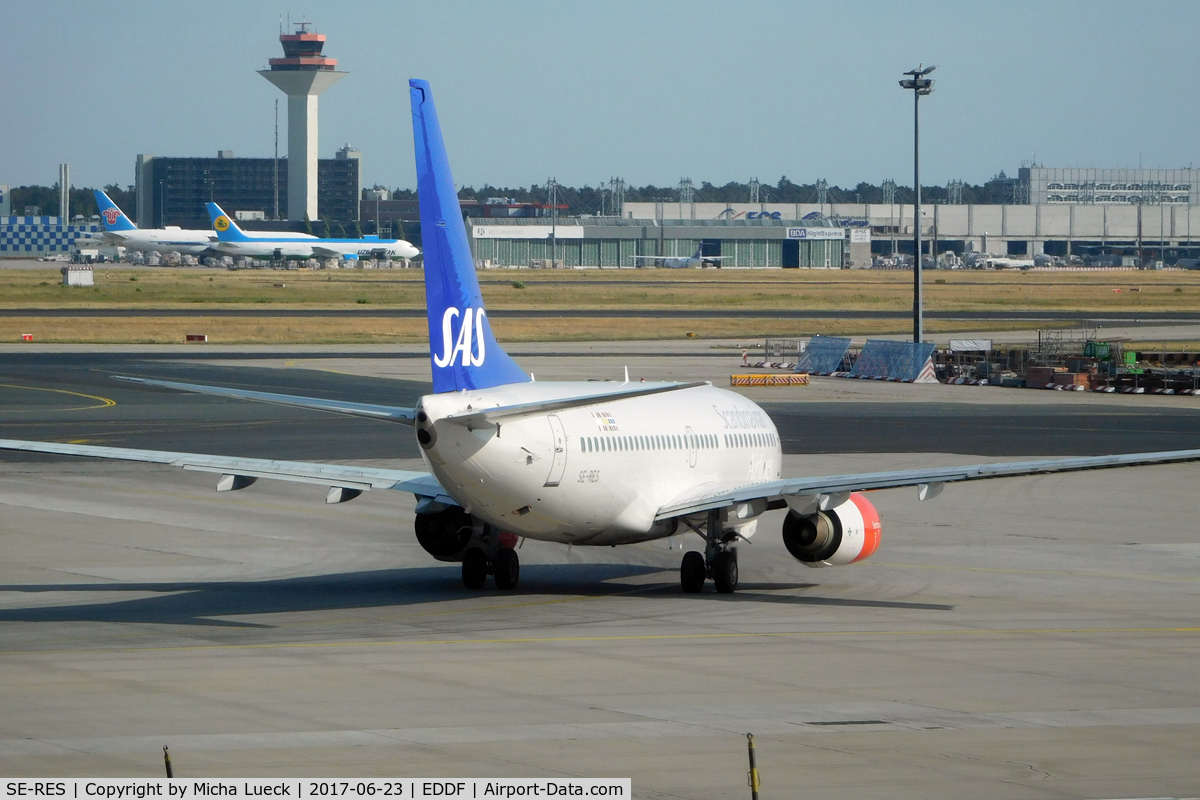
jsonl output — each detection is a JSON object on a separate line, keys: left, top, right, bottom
{"left": 134, "top": 147, "right": 361, "bottom": 229}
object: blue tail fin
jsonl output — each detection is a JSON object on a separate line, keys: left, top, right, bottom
{"left": 94, "top": 191, "right": 137, "bottom": 232}
{"left": 205, "top": 203, "right": 251, "bottom": 242}
{"left": 410, "top": 79, "right": 529, "bottom": 394}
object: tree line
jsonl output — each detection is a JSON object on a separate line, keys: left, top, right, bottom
{"left": 389, "top": 176, "right": 994, "bottom": 215}
{"left": 7, "top": 184, "right": 135, "bottom": 220}
{"left": 10, "top": 177, "right": 997, "bottom": 223}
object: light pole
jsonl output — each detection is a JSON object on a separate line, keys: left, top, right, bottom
{"left": 899, "top": 65, "right": 935, "bottom": 343}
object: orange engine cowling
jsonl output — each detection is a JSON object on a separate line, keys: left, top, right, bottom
{"left": 781, "top": 492, "right": 882, "bottom": 567}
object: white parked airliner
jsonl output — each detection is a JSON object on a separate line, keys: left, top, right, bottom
{"left": 207, "top": 203, "right": 420, "bottom": 262}
{"left": 632, "top": 245, "right": 726, "bottom": 269}
{"left": 93, "top": 190, "right": 217, "bottom": 256}
{"left": 5, "top": 81, "right": 1199, "bottom": 594}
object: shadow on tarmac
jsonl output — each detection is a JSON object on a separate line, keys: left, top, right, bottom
{"left": 0, "top": 564, "right": 952, "bottom": 627}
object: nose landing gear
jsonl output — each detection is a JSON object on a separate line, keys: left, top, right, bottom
{"left": 679, "top": 508, "right": 739, "bottom": 594}
{"left": 461, "top": 545, "right": 521, "bottom": 591}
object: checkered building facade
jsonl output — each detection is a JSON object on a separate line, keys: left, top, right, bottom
{"left": 0, "top": 217, "right": 101, "bottom": 254}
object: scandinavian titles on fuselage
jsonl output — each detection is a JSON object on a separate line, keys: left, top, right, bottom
{"left": 712, "top": 404, "right": 770, "bottom": 430}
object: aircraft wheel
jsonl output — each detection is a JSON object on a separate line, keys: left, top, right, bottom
{"left": 462, "top": 547, "right": 488, "bottom": 590}
{"left": 713, "top": 550, "right": 738, "bottom": 594}
{"left": 494, "top": 548, "right": 520, "bottom": 591}
{"left": 680, "top": 551, "right": 706, "bottom": 593}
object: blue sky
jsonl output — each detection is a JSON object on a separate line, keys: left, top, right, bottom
{"left": 2, "top": 0, "right": 1197, "bottom": 191}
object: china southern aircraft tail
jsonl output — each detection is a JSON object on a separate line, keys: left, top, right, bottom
{"left": 93, "top": 191, "right": 138, "bottom": 232}
{"left": 410, "top": 79, "right": 529, "bottom": 394}
{"left": 205, "top": 203, "right": 255, "bottom": 242}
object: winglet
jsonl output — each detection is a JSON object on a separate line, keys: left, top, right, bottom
{"left": 206, "top": 202, "right": 250, "bottom": 242}
{"left": 94, "top": 190, "right": 137, "bottom": 232}
{"left": 410, "top": 79, "right": 529, "bottom": 394}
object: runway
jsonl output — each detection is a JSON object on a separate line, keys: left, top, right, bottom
{"left": 1, "top": 348, "right": 1199, "bottom": 797}
{"left": 2, "top": 352, "right": 1199, "bottom": 458}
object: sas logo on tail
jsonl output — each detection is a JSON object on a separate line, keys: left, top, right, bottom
{"left": 214, "top": 216, "right": 231, "bottom": 232}
{"left": 433, "top": 307, "right": 487, "bottom": 368}
{"left": 101, "top": 208, "right": 121, "bottom": 225}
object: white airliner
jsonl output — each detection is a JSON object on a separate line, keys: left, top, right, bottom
{"left": 92, "top": 190, "right": 217, "bottom": 256}
{"left": 5, "top": 81, "right": 1199, "bottom": 595}
{"left": 206, "top": 203, "right": 420, "bottom": 262}
{"left": 632, "top": 245, "right": 725, "bottom": 269}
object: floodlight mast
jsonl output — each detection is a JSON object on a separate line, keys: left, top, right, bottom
{"left": 899, "top": 65, "right": 935, "bottom": 344}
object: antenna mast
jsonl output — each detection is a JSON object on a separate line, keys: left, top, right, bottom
{"left": 273, "top": 98, "right": 279, "bottom": 220}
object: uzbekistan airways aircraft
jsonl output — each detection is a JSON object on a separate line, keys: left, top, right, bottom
{"left": 93, "top": 190, "right": 217, "bottom": 256}
{"left": 206, "top": 203, "right": 420, "bottom": 261}
{"left": 4, "top": 79, "right": 1200, "bottom": 594}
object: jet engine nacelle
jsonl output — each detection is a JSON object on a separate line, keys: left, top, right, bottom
{"left": 781, "top": 492, "right": 881, "bottom": 567}
{"left": 414, "top": 507, "right": 474, "bottom": 562}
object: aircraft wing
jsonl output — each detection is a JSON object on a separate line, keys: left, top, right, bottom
{"left": 0, "top": 439, "right": 453, "bottom": 505}
{"left": 441, "top": 382, "right": 708, "bottom": 427}
{"left": 655, "top": 448, "right": 1200, "bottom": 520}
{"left": 114, "top": 376, "right": 417, "bottom": 424}
{"left": 310, "top": 245, "right": 344, "bottom": 258}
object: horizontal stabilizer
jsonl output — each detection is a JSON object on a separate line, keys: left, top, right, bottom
{"left": 115, "top": 376, "right": 416, "bottom": 423}
{"left": 442, "top": 382, "right": 708, "bottom": 427}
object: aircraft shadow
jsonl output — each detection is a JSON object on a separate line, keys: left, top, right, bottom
{"left": 632, "top": 582, "right": 954, "bottom": 611}
{"left": 0, "top": 564, "right": 951, "bottom": 627}
{"left": 0, "top": 563, "right": 673, "bottom": 627}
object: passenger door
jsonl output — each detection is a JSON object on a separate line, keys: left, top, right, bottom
{"left": 545, "top": 415, "right": 568, "bottom": 487}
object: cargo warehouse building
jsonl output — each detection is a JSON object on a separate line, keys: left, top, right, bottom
{"left": 468, "top": 218, "right": 862, "bottom": 268}
{"left": 621, "top": 195, "right": 1200, "bottom": 263}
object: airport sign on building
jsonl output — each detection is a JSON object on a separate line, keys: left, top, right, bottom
{"left": 472, "top": 225, "right": 585, "bottom": 240}
{"left": 787, "top": 226, "right": 845, "bottom": 240}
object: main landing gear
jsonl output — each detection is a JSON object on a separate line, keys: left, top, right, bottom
{"left": 461, "top": 546, "right": 520, "bottom": 591}
{"left": 680, "top": 508, "right": 739, "bottom": 594}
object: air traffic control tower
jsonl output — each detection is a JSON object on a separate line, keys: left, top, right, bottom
{"left": 259, "top": 22, "right": 346, "bottom": 222}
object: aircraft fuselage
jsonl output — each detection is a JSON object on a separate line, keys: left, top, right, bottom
{"left": 417, "top": 382, "right": 782, "bottom": 546}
